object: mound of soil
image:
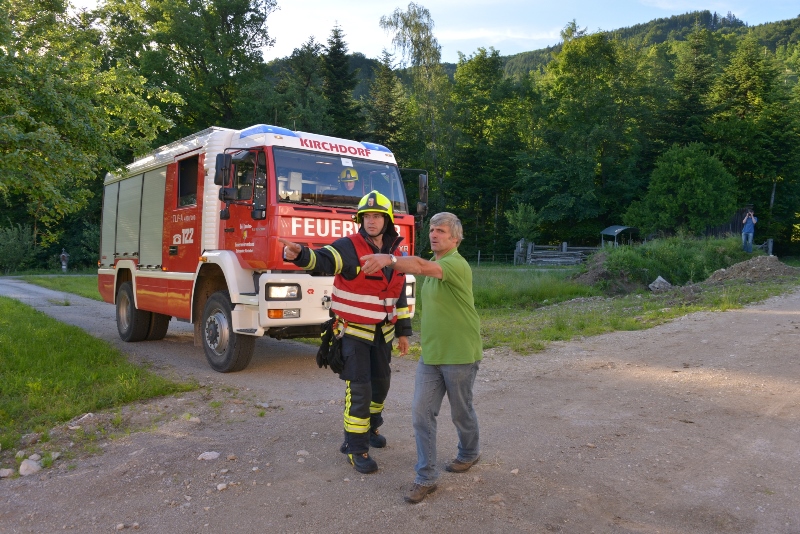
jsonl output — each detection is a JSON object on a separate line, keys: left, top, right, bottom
{"left": 573, "top": 252, "right": 609, "bottom": 286}
{"left": 575, "top": 253, "right": 798, "bottom": 294}
{"left": 572, "top": 252, "right": 642, "bottom": 294}
{"left": 705, "top": 254, "right": 800, "bottom": 282}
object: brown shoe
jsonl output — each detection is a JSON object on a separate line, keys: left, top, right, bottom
{"left": 445, "top": 455, "right": 480, "bottom": 473}
{"left": 404, "top": 483, "right": 437, "bottom": 503}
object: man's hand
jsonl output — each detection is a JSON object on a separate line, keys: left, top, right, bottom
{"left": 278, "top": 238, "right": 302, "bottom": 261}
{"left": 360, "top": 253, "right": 390, "bottom": 274}
{"left": 396, "top": 336, "right": 409, "bottom": 356}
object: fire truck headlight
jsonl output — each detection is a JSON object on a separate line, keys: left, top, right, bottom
{"left": 405, "top": 282, "right": 415, "bottom": 298}
{"left": 266, "top": 284, "right": 300, "bottom": 300}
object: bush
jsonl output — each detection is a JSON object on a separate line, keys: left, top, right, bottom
{"left": 624, "top": 143, "right": 737, "bottom": 235}
{"left": 603, "top": 235, "right": 751, "bottom": 286}
{"left": 0, "top": 223, "right": 36, "bottom": 273}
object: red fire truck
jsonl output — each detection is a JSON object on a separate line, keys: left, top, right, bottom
{"left": 98, "top": 124, "right": 427, "bottom": 372}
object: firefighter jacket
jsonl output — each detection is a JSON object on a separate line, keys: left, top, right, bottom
{"left": 288, "top": 226, "right": 412, "bottom": 344}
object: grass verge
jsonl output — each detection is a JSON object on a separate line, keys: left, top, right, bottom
{"left": 20, "top": 274, "right": 102, "bottom": 301}
{"left": 477, "top": 276, "right": 800, "bottom": 354}
{"left": 0, "top": 296, "right": 195, "bottom": 452}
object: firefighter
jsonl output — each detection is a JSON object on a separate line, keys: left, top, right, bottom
{"left": 339, "top": 167, "right": 359, "bottom": 191}
{"left": 278, "top": 191, "right": 412, "bottom": 474}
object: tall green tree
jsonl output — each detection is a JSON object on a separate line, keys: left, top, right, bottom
{"left": 364, "top": 50, "right": 406, "bottom": 149}
{"left": 99, "top": 0, "right": 277, "bottom": 140}
{"left": 662, "top": 27, "right": 716, "bottom": 146}
{"left": 381, "top": 2, "right": 453, "bottom": 212}
{"left": 624, "top": 143, "right": 737, "bottom": 235}
{"left": 274, "top": 37, "right": 330, "bottom": 133}
{"left": 516, "top": 25, "right": 648, "bottom": 242}
{"left": 707, "top": 34, "right": 800, "bottom": 243}
{"left": 0, "top": 0, "right": 175, "bottom": 247}
{"left": 322, "top": 26, "right": 363, "bottom": 139}
{"left": 447, "top": 47, "right": 523, "bottom": 255}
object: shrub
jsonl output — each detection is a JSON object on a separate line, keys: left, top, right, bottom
{"left": 624, "top": 143, "right": 737, "bottom": 235}
{"left": 603, "top": 235, "right": 750, "bottom": 286}
{"left": 0, "top": 223, "right": 36, "bottom": 273}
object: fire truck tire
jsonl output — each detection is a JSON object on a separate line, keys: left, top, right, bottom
{"left": 116, "top": 282, "right": 151, "bottom": 342}
{"left": 202, "top": 291, "right": 255, "bottom": 373}
{"left": 146, "top": 313, "right": 171, "bottom": 341}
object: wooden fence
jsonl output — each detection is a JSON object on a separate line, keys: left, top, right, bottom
{"left": 513, "top": 240, "right": 599, "bottom": 266}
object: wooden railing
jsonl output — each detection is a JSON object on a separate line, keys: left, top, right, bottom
{"left": 513, "top": 240, "right": 599, "bottom": 266}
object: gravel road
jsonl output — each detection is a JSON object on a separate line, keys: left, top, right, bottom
{"left": 0, "top": 277, "right": 799, "bottom": 533}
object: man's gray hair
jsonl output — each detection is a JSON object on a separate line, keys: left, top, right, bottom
{"left": 430, "top": 212, "right": 463, "bottom": 245}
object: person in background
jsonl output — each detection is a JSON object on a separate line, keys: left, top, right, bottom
{"left": 340, "top": 168, "right": 358, "bottom": 191}
{"left": 360, "top": 212, "right": 482, "bottom": 504}
{"left": 742, "top": 209, "right": 758, "bottom": 253}
{"left": 279, "top": 191, "right": 411, "bottom": 474}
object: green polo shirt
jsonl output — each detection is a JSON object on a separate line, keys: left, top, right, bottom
{"left": 420, "top": 248, "right": 482, "bottom": 365}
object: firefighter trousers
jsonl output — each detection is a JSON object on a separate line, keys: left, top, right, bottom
{"left": 339, "top": 331, "right": 392, "bottom": 455}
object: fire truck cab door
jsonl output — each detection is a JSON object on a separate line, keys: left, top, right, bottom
{"left": 223, "top": 150, "right": 267, "bottom": 255}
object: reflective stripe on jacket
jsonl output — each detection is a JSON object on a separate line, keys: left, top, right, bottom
{"left": 332, "top": 234, "right": 406, "bottom": 326}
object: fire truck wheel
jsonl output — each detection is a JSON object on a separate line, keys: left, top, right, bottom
{"left": 146, "top": 313, "right": 171, "bottom": 341}
{"left": 116, "top": 281, "right": 152, "bottom": 342}
{"left": 202, "top": 291, "right": 255, "bottom": 373}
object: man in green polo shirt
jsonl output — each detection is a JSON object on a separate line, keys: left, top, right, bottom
{"left": 360, "top": 212, "right": 482, "bottom": 504}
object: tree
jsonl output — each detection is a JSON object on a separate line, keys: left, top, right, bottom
{"left": 380, "top": 2, "right": 452, "bottom": 211}
{"left": 0, "top": 0, "right": 174, "bottom": 246}
{"left": 505, "top": 203, "right": 541, "bottom": 243}
{"left": 662, "top": 26, "right": 716, "bottom": 146}
{"left": 515, "top": 26, "right": 648, "bottom": 242}
{"left": 447, "top": 47, "right": 523, "bottom": 255}
{"left": 623, "top": 143, "right": 737, "bottom": 235}
{"left": 99, "top": 0, "right": 277, "bottom": 140}
{"left": 322, "top": 26, "right": 363, "bottom": 139}
{"left": 707, "top": 35, "right": 800, "bottom": 243}
{"left": 274, "top": 38, "right": 330, "bottom": 133}
{"left": 364, "top": 50, "right": 406, "bottom": 149}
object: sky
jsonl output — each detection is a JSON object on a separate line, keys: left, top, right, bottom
{"left": 71, "top": 0, "right": 800, "bottom": 64}
{"left": 261, "top": 0, "right": 799, "bottom": 63}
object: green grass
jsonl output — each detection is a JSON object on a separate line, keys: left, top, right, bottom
{"left": 479, "top": 275, "right": 799, "bottom": 353}
{"left": 470, "top": 265, "right": 596, "bottom": 308}
{"left": 411, "top": 264, "right": 594, "bottom": 322}
{"left": 0, "top": 296, "right": 195, "bottom": 452}
{"left": 20, "top": 274, "right": 102, "bottom": 301}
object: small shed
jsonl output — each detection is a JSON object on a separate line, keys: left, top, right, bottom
{"left": 600, "top": 225, "right": 638, "bottom": 247}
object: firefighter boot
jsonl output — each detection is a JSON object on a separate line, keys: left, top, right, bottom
{"left": 340, "top": 431, "right": 377, "bottom": 473}
{"left": 348, "top": 452, "right": 378, "bottom": 474}
{"left": 369, "top": 427, "right": 387, "bottom": 448}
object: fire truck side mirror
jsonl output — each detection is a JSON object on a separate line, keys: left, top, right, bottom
{"left": 419, "top": 173, "right": 428, "bottom": 203}
{"left": 220, "top": 207, "right": 230, "bottom": 220}
{"left": 218, "top": 187, "right": 237, "bottom": 202}
{"left": 417, "top": 201, "right": 428, "bottom": 218}
{"left": 417, "top": 173, "right": 429, "bottom": 219}
{"left": 251, "top": 208, "right": 266, "bottom": 220}
{"left": 215, "top": 153, "right": 232, "bottom": 186}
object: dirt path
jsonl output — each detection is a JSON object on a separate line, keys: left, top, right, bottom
{"left": 1, "top": 279, "right": 799, "bottom": 533}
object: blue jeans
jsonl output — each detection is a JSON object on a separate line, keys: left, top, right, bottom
{"left": 411, "top": 360, "right": 480, "bottom": 486}
{"left": 742, "top": 232, "right": 754, "bottom": 253}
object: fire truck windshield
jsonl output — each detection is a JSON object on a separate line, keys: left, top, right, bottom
{"left": 274, "top": 148, "right": 408, "bottom": 215}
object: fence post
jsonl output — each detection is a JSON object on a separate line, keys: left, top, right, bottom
{"left": 768, "top": 239, "right": 773, "bottom": 256}
{"left": 477, "top": 250, "right": 480, "bottom": 266}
